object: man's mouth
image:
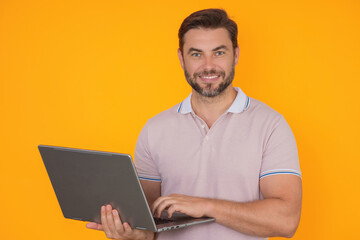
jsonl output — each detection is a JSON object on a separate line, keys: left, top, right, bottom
{"left": 200, "top": 75, "right": 219, "bottom": 79}
{"left": 193, "top": 70, "right": 225, "bottom": 83}
{"left": 198, "top": 74, "right": 221, "bottom": 82}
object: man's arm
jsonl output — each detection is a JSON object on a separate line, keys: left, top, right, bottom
{"left": 152, "top": 174, "right": 302, "bottom": 238}
{"left": 140, "top": 179, "right": 161, "bottom": 207}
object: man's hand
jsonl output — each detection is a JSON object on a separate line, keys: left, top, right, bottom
{"left": 151, "top": 175, "right": 301, "bottom": 238}
{"left": 86, "top": 204, "right": 154, "bottom": 240}
{"left": 152, "top": 194, "right": 211, "bottom": 218}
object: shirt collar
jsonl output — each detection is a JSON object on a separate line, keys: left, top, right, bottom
{"left": 177, "top": 87, "right": 250, "bottom": 114}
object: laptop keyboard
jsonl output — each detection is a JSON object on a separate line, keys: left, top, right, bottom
{"left": 154, "top": 217, "right": 176, "bottom": 224}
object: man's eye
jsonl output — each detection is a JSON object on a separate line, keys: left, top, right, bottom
{"left": 215, "top": 51, "right": 225, "bottom": 56}
{"left": 191, "top": 53, "right": 201, "bottom": 57}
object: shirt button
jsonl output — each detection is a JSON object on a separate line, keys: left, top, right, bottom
{"left": 201, "top": 125, "right": 205, "bottom": 128}
{"left": 205, "top": 136, "right": 209, "bottom": 141}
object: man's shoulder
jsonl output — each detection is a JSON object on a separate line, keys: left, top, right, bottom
{"left": 146, "top": 103, "right": 182, "bottom": 127}
{"left": 246, "top": 97, "right": 284, "bottom": 122}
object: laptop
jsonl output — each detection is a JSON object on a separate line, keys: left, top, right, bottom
{"left": 38, "top": 145, "right": 215, "bottom": 232}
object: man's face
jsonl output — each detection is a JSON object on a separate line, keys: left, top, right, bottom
{"left": 178, "top": 28, "right": 239, "bottom": 98}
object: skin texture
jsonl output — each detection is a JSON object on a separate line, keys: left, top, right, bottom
{"left": 179, "top": 28, "right": 239, "bottom": 99}
{"left": 86, "top": 28, "right": 302, "bottom": 239}
{"left": 178, "top": 28, "right": 240, "bottom": 128}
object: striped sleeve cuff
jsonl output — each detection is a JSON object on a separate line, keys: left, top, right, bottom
{"left": 138, "top": 175, "right": 162, "bottom": 182}
{"left": 260, "top": 169, "right": 302, "bottom": 179}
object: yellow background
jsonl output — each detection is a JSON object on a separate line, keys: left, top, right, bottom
{"left": 1, "top": 0, "right": 359, "bottom": 239}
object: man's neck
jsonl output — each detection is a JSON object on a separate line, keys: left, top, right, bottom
{"left": 191, "top": 85, "right": 237, "bottom": 128}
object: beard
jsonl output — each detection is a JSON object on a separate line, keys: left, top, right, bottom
{"left": 184, "top": 63, "right": 235, "bottom": 98}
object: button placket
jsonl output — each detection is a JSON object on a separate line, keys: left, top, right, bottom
{"left": 192, "top": 113, "right": 209, "bottom": 135}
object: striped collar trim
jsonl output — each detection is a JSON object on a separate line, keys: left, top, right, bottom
{"left": 177, "top": 87, "right": 250, "bottom": 114}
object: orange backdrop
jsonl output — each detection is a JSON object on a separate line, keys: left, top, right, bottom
{"left": 1, "top": 0, "right": 359, "bottom": 239}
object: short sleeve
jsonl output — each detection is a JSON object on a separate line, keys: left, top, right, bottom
{"left": 260, "top": 115, "right": 301, "bottom": 179}
{"left": 134, "top": 122, "right": 162, "bottom": 182}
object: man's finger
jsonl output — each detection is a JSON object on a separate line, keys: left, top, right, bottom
{"left": 112, "top": 209, "right": 125, "bottom": 233}
{"left": 151, "top": 196, "right": 167, "bottom": 215}
{"left": 86, "top": 222, "right": 104, "bottom": 231}
{"left": 105, "top": 205, "right": 117, "bottom": 233}
{"left": 153, "top": 199, "right": 167, "bottom": 217}
{"left": 167, "top": 205, "right": 179, "bottom": 218}
{"left": 155, "top": 199, "right": 177, "bottom": 217}
{"left": 101, "top": 205, "right": 111, "bottom": 237}
{"left": 123, "top": 222, "right": 133, "bottom": 234}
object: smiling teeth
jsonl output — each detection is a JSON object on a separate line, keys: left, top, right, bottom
{"left": 202, "top": 75, "right": 218, "bottom": 79}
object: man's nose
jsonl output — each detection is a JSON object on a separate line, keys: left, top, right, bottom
{"left": 202, "top": 55, "right": 216, "bottom": 70}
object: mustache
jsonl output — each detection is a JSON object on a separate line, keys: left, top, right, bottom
{"left": 193, "top": 70, "right": 226, "bottom": 78}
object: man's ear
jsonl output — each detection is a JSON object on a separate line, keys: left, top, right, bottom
{"left": 234, "top": 46, "right": 240, "bottom": 65}
{"left": 177, "top": 48, "right": 184, "bottom": 70}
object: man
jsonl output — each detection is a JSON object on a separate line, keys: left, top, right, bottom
{"left": 87, "top": 8, "right": 302, "bottom": 240}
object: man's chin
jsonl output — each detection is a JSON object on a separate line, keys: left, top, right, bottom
{"left": 195, "top": 81, "right": 233, "bottom": 98}
{"left": 196, "top": 88, "right": 222, "bottom": 98}
{"left": 198, "top": 82, "right": 220, "bottom": 91}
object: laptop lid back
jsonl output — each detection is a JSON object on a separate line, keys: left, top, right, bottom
{"left": 38, "top": 145, "right": 157, "bottom": 231}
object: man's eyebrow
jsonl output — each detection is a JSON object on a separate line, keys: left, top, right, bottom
{"left": 187, "top": 45, "right": 229, "bottom": 54}
{"left": 212, "top": 45, "right": 229, "bottom": 51}
{"left": 187, "top": 47, "right": 203, "bottom": 54}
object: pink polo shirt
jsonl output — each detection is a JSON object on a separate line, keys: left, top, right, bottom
{"left": 135, "top": 87, "right": 301, "bottom": 240}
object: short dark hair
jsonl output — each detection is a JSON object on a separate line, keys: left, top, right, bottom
{"left": 178, "top": 8, "right": 238, "bottom": 53}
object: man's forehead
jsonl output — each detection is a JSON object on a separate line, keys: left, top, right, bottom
{"left": 182, "top": 28, "right": 233, "bottom": 51}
